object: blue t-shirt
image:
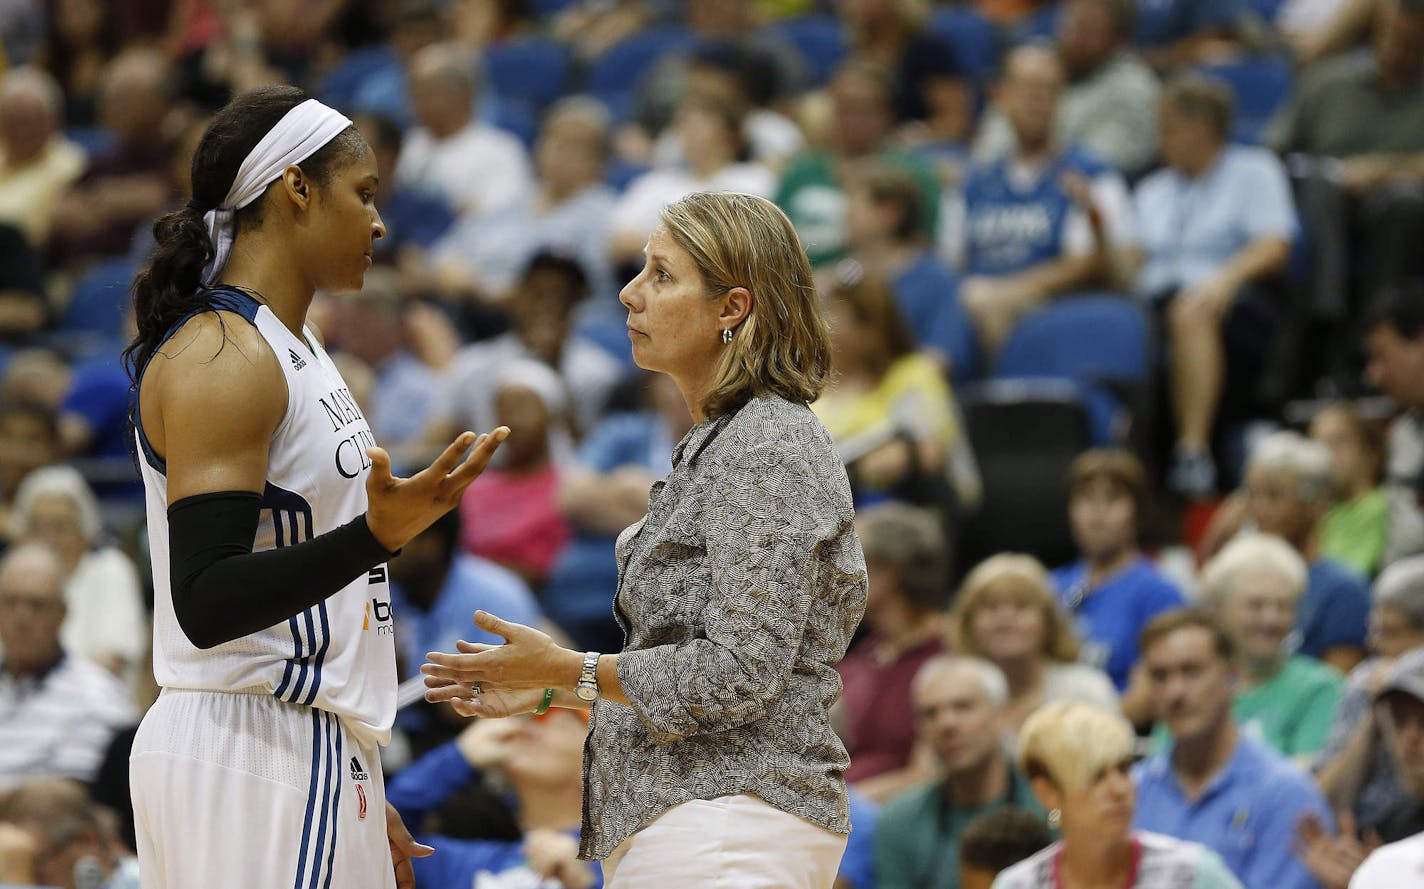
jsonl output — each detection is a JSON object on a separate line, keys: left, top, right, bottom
{"left": 392, "top": 554, "right": 542, "bottom": 680}
{"left": 387, "top": 741, "right": 603, "bottom": 889}
{"left": 841, "top": 787, "right": 880, "bottom": 889}
{"left": 1051, "top": 556, "right": 1185, "bottom": 690}
{"left": 892, "top": 250, "right": 976, "bottom": 379}
{"left": 1133, "top": 735, "right": 1331, "bottom": 889}
{"left": 1295, "top": 559, "right": 1371, "bottom": 659}
{"left": 961, "top": 147, "right": 1110, "bottom": 277}
{"left": 60, "top": 356, "right": 142, "bottom": 498}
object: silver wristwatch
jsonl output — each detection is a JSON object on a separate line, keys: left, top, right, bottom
{"left": 574, "top": 650, "right": 601, "bottom": 702}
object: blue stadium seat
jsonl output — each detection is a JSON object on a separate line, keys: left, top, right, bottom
{"left": 1196, "top": 56, "right": 1293, "bottom": 145}
{"left": 316, "top": 46, "right": 400, "bottom": 113}
{"left": 994, "top": 295, "right": 1151, "bottom": 445}
{"left": 61, "top": 258, "right": 136, "bottom": 337}
{"left": 928, "top": 6, "right": 1001, "bottom": 83}
{"left": 486, "top": 38, "right": 572, "bottom": 111}
{"left": 586, "top": 27, "right": 693, "bottom": 122}
{"left": 771, "top": 16, "right": 847, "bottom": 88}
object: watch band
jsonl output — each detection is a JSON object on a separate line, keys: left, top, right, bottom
{"left": 575, "top": 650, "right": 601, "bottom": 702}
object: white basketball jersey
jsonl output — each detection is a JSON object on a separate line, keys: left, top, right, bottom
{"left": 136, "top": 288, "right": 397, "bottom": 745}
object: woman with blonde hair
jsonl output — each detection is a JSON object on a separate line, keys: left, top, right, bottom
{"left": 950, "top": 553, "right": 1116, "bottom": 733}
{"left": 993, "top": 701, "right": 1243, "bottom": 888}
{"left": 422, "top": 191, "right": 868, "bottom": 887}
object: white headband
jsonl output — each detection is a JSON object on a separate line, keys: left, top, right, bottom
{"left": 201, "top": 98, "right": 354, "bottom": 285}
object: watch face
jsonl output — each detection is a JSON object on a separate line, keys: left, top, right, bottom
{"left": 575, "top": 686, "right": 598, "bottom": 702}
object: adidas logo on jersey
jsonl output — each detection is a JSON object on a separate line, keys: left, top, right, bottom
{"left": 349, "top": 756, "right": 369, "bottom": 782}
{"left": 288, "top": 349, "right": 306, "bottom": 371}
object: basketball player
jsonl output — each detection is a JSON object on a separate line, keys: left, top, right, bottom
{"left": 125, "top": 86, "right": 506, "bottom": 889}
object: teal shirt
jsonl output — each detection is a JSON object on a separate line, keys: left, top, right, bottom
{"left": 774, "top": 148, "right": 941, "bottom": 268}
{"left": 875, "top": 764, "right": 1043, "bottom": 889}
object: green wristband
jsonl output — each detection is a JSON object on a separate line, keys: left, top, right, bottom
{"left": 534, "top": 687, "right": 555, "bottom": 715}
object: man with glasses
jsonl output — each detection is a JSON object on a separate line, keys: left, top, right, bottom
{"left": 0, "top": 541, "right": 133, "bottom": 789}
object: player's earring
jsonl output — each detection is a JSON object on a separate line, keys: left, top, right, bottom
{"left": 1047, "top": 809, "right": 1062, "bottom": 829}
{"left": 721, "top": 328, "right": 733, "bottom": 345}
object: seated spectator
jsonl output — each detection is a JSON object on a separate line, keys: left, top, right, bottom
{"left": 844, "top": 161, "right": 975, "bottom": 376}
{"left": 0, "top": 224, "right": 47, "bottom": 341}
{"left": 1312, "top": 403, "right": 1393, "bottom": 576}
{"left": 37, "top": 0, "right": 119, "bottom": 128}
{"left": 1052, "top": 449, "right": 1185, "bottom": 698}
{"left": 1, "top": 777, "right": 141, "bottom": 888}
{"left": 542, "top": 374, "right": 691, "bottom": 655}
{"left": 839, "top": 0, "right": 967, "bottom": 125}
{"left": 387, "top": 709, "right": 602, "bottom": 889}
{"left": 325, "top": 269, "right": 447, "bottom": 455}
{"left": 814, "top": 265, "right": 964, "bottom": 504}
{"left": 949, "top": 554, "right": 1118, "bottom": 734}
{"left": 975, "top": 0, "right": 1161, "bottom": 178}
{"left": 351, "top": 113, "right": 455, "bottom": 267}
{"left": 995, "top": 701, "right": 1244, "bottom": 889}
{"left": 458, "top": 360, "right": 573, "bottom": 589}
{"left": 958, "top": 807, "right": 1055, "bottom": 889}
{"left": 0, "top": 400, "right": 59, "bottom": 545}
{"left": 1133, "top": 609, "right": 1332, "bottom": 889}
{"left": 1363, "top": 285, "right": 1424, "bottom": 556}
{"left": 47, "top": 48, "right": 174, "bottom": 267}
{"left": 0, "top": 542, "right": 134, "bottom": 791}
{"left": 11, "top": 465, "right": 146, "bottom": 685}
{"left": 1202, "top": 533, "right": 1343, "bottom": 759}
{"left": 837, "top": 503, "right": 949, "bottom": 798}
{"left": 1301, "top": 653, "right": 1424, "bottom": 889}
{"left": 1125, "top": 74, "right": 1296, "bottom": 498}
{"left": 874, "top": 655, "right": 1043, "bottom": 889}
{"left": 1317, "top": 558, "right": 1424, "bottom": 829}
{"left": 840, "top": 786, "right": 881, "bottom": 889}
{"left": 423, "top": 96, "right": 618, "bottom": 310}
{"left": 949, "top": 45, "right": 1134, "bottom": 352}
{"left": 608, "top": 92, "right": 774, "bottom": 269}
{"left": 1241, "top": 431, "right": 1372, "bottom": 671}
{"left": 0, "top": 68, "right": 85, "bottom": 246}
{"left": 776, "top": 59, "right": 939, "bottom": 268}
{"left": 1271, "top": 0, "right": 1424, "bottom": 310}
{"left": 646, "top": 39, "right": 806, "bottom": 173}
{"left": 440, "top": 251, "right": 626, "bottom": 439}
{"left": 395, "top": 42, "right": 532, "bottom": 220}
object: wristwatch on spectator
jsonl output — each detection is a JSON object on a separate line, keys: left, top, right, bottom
{"left": 575, "top": 651, "right": 600, "bottom": 702}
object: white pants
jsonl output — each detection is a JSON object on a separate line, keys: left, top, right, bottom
{"left": 130, "top": 689, "right": 394, "bottom": 889}
{"left": 600, "top": 794, "right": 848, "bottom": 889}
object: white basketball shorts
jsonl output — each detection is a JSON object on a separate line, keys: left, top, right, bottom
{"left": 130, "top": 688, "right": 394, "bottom": 889}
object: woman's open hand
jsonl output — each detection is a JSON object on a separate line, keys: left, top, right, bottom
{"left": 422, "top": 611, "right": 579, "bottom": 691}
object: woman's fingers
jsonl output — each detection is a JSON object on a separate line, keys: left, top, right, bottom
{"left": 426, "top": 431, "right": 478, "bottom": 477}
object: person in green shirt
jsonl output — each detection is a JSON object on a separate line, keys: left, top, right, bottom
{"left": 774, "top": 59, "right": 939, "bottom": 269}
{"left": 1205, "top": 531, "right": 1343, "bottom": 760}
{"left": 1310, "top": 402, "right": 1390, "bottom": 577}
{"left": 875, "top": 655, "right": 1046, "bottom": 889}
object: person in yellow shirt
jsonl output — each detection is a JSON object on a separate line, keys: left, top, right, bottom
{"left": 0, "top": 69, "right": 86, "bottom": 245}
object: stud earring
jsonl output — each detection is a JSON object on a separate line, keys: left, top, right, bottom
{"left": 721, "top": 328, "right": 733, "bottom": 345}
{"left": 1047, "top": 809, "right": 1062, "bottom": 829}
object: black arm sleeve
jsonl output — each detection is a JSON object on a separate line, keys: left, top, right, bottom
{"left": 168, "top": 491, "right": 397, "bottom": 649}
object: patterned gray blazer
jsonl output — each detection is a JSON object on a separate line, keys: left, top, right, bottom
{"left": 579, "top": 395, "right": 869, "bottom": 861}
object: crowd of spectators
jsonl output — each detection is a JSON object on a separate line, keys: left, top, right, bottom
{"left": 1, "top": 0, "right": 1424, "bottom": 887}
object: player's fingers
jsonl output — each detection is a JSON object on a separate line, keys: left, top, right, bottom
{"left": 444, "top": 427, "right": 509, "bottom": 488}
{"left": 364, "top": 447, "right": 394, "bottom": 489}
{"left": 428, "top": 431, "right": 477, "bottom": 477}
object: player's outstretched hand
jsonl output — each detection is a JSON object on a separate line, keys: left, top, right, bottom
{"left": 386, "top": 802, "right": 434, "bottom": 889}
{"left": 364, "top": 428, "right": 508, "bottom": 552}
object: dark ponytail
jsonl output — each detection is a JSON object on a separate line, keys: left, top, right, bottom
{"left": 124, "top": 85, "right": 365, "bottom": 384}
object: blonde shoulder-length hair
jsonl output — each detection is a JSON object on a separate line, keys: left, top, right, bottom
{"left": 949, "top": 553, "right": 1081, "bottom": 663}
{"left": 659, "top": 192, "right": 832, "bottom": 419}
